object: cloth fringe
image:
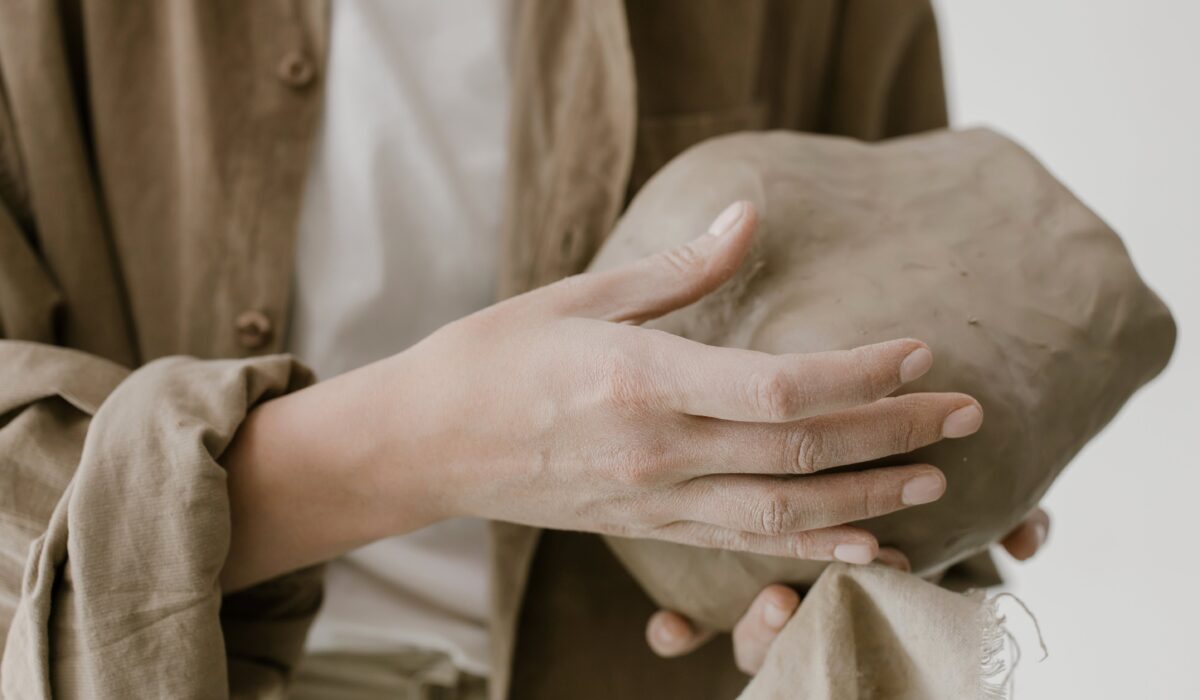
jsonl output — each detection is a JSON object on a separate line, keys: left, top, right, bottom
{"left": 978, "top": 592, "right": 1048, "bottom": 699}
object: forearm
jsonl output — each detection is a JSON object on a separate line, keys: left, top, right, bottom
{"left": 219, "top": 356, "right": 441, "bottom": 591}
{"left": 223, "top": 201, "right": 974, "bottom": 593}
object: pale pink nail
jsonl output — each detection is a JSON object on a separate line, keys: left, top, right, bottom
{"left": 942, "top": 405, "right": 983, "bottom": 438}
{"left": 899, "top": 347, "right": 933, "bottom": 383}
{"left": 763, "top": 599, "right": 791, "bottom": 628}
{"left": 654, "top": 616, "right": 686, "bottom": 648}
{"left": 707, "top": 201, "right": 746, "bottom": 236}
{"left": 901, "top": 473, "right": 945, "bottom": 505}
{"left": 833, "top": 543, "right": 875, "bottom": 564}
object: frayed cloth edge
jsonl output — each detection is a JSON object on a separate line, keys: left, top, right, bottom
{"left": 977, "top": 592, "right": 1048, "bottom": 699}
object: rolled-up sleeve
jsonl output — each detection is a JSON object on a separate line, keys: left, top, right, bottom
{"left": 0, "top": 341, "right": 323, "bottom": 699}
{"left": 0, "top": 12, "right": 327, "bottom": 695}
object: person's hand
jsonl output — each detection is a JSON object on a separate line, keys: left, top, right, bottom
{"left": 645, "top": 507, "right": 1051, "bottom": 674}
{"left": 383, "top": 201, "right": 982, "bottom": 552}
{"left": 998, "top": 506, "right": 1051, "bottom": 562}
{"left": 222, "top": 201, "right": 984, "bottom": 590}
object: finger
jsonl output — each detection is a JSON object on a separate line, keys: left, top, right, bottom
{"left": 1001, "top": 507, "right": 1050, "bottom": 561}
{"left": 645, "top": 610, "right": 716, "bottom": 658}
{"left": 650, "top": 522, "right": 880, "bottom": 564}
{"left": 682, "top": 393, "right": 982, "bottom": 476}
{"left": 551, "top": 201, "right": 758, "bottom": 323}
{"left": 732, "top": 584, "right": 801, "bottom": 674}
{"left": 875, "top": 547, "right": 912, "bottom": 572}
{"left": 643, "top": 333, "right": 935, "bottom": 422}
{"left": 676, "top": 464, "right": 947, "bottom": 536}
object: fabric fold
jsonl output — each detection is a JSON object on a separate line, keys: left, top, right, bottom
{"left": 738, "top": 564, "right": 997, "bottom": 700}
{"left": 1, "top": 350, "right": 321, "bottom": 699}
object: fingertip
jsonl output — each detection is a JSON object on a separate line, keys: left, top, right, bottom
{"left": 740, "top": 200, "right": 759, "bottom": 234}
{"left": 900, "top": 466, "right": 947, "bottom": 506}
{"left": 646, "top": 610, "right": 694, "bottom": 657}
{"left": 758, "top": 585, "right": 800, "bottom": 629}
{"left": 1003, "top": 509, "right": 1050, "bottom": 561}
{"left": 875, "top": 547, "right": 912, "bottom": 572}
{"left": 1001, "top": 526, "right": 1038, "bottom": 561}
{"left": 833, "top": 540, "right": 879, "bottom": 565}
{"left": 899, "top": 345, "right": 934, "bottom": 383}
{"left": 1034, "top": 509, "right": 1050, "bottom": 548}
{"left": 707, "top": 200, "right": 759, "bottom": 258}
{"left": 706, "top": 201, "right": 748, "bottom": 237}
{"left": 942, "top": 403, "right": 984, "bottom": 438}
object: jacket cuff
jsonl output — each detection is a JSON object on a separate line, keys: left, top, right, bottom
{"left": 2, "top": 353, "right": 318, "bottom": 699}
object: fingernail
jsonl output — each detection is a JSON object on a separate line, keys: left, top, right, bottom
{"left": 899, "top": 347, "right": 933, "bottom": 383}
{"left": 653, "top": 617, "right": 685, "bottom": 648}
{"left": 901, "top": 473, "right": 945, "bottom": 505}
{"left": 942, "top": 405, "right": 983, "bottom": 438}
{"left": 763, "top": 598, "right": 791, "bottom": 629}
{"left": 707, "top": 201, "right": 746, "bottom": 236}
{"left": 833, "top": 543, "right": 875, "bottom": 565}
{"left": 1034, "top": 522, "right": 1048, "bottom": 547}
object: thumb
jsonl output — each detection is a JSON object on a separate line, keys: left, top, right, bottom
{"left": 645, "top": 609, "right": 717, "bottom": 658}
{"left": 556, "top": 201, "right": 758, "bottom": 324}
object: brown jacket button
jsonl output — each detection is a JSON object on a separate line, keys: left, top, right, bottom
{"left": 235, "top": 310, "right": 273, "bottom": 350}
{"left": 277, "top": 50, "right": 316, "bottom": 87}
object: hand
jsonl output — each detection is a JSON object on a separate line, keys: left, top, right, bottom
{"left": 645, "top": 508, "right": 1051, "bottom": 674}
{"left": 391, "top": 201, "right": 980, "bottom": 548}
{"left": 998, "top": 506, "right": 1051, "bottom": 561}
{"left": 221, "top": 201, "right": 983, "bottom": 590}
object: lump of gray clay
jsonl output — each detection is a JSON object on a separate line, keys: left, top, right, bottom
{"left": 588, "top": 128, "right": 1176, "bottom": 631}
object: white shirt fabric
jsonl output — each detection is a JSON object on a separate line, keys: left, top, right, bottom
{"left": 289, "top": 0, "right": 515, "bottom": 676}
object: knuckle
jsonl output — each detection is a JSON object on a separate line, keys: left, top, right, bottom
{"left": 599, "top": 354, "right": 651, "bottom": 411}
{"left": 786, "top": 530, "right": 820, "bottom": 559}
{"left": 896, "top": 418, "right": 921, "bottom": 454}
{"left": 656, "top": 243, "right": 707, "bottom": 280}
{"left": 693, "top": 524, "right": 737, "bottom": 550}
{"left": 756, "top": 493, "right": 796, "bottom": 535}
{"left": 611, "top": 462, "right": 647, "bottom": 487}
{"left": 752, "top": 370, "right": 802, "bottom": 421}
{"left": 610, "top": 442, "right": 664, "bottom": 487}
{"left": 787, "top": 426, "right": 827, "bottom": 474}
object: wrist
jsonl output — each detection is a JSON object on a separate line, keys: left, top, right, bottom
{"left": 285, "top": 355, "right": 451, "bottom": 538}
{"left": 220, "top": 355, "right": 448, "bottom": 590}
{"left": 345, "top": 352, "right": 456, "bottom": 533}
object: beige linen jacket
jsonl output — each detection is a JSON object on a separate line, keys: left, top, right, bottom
{"left": 0, "top": 1, "right": 981, "bottom": 698}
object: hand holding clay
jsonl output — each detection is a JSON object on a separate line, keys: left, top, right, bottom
{"left": 382, "top": 201, "right": 984, "bottom": 562}
{"left": 587, "top": 128, "right": 1175, "bottom": 631}
{"left": 646, "top": 507, "right": 1051, "bottom": 674}
{"left": 221, "top": 198, "right": 984, "bottom": 591}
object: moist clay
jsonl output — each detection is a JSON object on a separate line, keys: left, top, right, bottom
{"left": 588, "top": 129, "right": 1176, "bottom": 630}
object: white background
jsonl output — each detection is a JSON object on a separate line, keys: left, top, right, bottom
{"left": 935, "top": 2, "right": 1199, "bottom": 697}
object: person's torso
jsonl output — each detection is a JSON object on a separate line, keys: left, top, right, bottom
{"left": 289, "top": 0, "right": 515, "bottom": 676}
{"left": 0, "top": 2, "right": 949, "bottom": 696}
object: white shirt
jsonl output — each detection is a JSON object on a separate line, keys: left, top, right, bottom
{"left": 289, "top": 0, "right": 514, "bottom": 675}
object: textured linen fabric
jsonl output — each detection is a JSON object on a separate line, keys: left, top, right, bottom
{"left": 292, "top": 649, "right": 488, "bottom": 700}
{"left": 737, "top": 564, "right": 993, "bottom": 700}
{"left": 0, "top": 345, "right": 321, "bottom": 699}
{"left": 0, "top": 1, "right": 1029, "bottom": 698}
{"left": 292, "top": 0, "right": 513, "bottom": 676}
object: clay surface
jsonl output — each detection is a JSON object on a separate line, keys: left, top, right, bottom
{"left": 590, "top": 129, "right": 1176, "bottom": 630}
